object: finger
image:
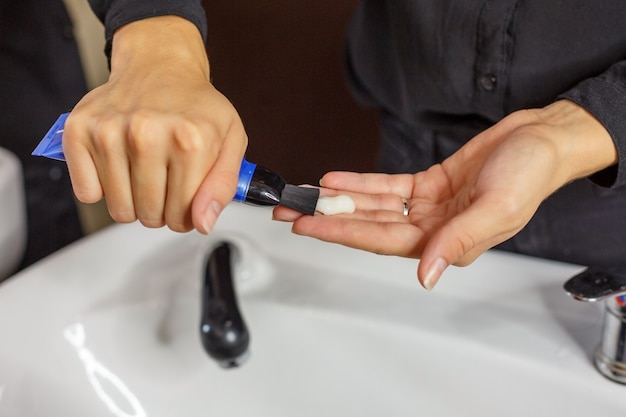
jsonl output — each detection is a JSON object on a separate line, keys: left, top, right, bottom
{"left": 291, "top": 215, "right": 425, "bottom": 257}
{"left": 164, "top": 158, "right": 204, "bottom": 232}
{"left": 63, "top": 113, "right": 104, "bottom": 203}
{"left": 275, "top": 204, "right": 411, "bottom": 224}
{"left": 191, "top": 128, "right": 247, "bottom": 234}
{"left": 272, "top": 205, "right": 305, "bottom": 222}
{"left": 342, "top": 209, "right": 410, "bottom": 223}
{"left": 162, "top": 121, "right": 221, "bottom": 232}
{"left": 127, "top": 118, "right": 169, "bottom": 228}
{"left": 132, "top": 158, "right": 168, "bottom": 228}
{"left": 95, "top": 132, "right": 137, "bottom": 223}
{"left": 320, "top": 171, "right": 414, "bottom": 198}
{"left": 273, "top": 189, "right": 409, "bottom": 222}
{"left": 90, "top": 127, "right": 136, "bottom": 223}
{"left": 417, "top": 197, "right": 526, "bottom": 290}
{"left": 340, "top": 192, "right": 409, "bottom": 213}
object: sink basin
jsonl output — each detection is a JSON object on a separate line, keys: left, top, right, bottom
{"left": 0, "top": 204, "right": 624, "bottom": 416}
{"left": 0, "top": 147, "right": 26, "bottom": 281}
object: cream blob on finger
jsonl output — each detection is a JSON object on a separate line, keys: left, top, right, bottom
{"left": 315, "top": 195, "right": 356, "bottom": 215}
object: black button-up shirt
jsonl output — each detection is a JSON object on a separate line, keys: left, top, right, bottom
{"left": 91, "top": 0, "right": 626, "bottom": 187}
{"left": 88, "top": 0, "right": 626, "bottom": 265}
{"left": 344, "top": 0, "right": 626, "bottom": 186}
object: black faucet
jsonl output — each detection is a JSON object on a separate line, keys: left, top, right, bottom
{"left": 200, "top": 241, "right": 250, "bottom": 368}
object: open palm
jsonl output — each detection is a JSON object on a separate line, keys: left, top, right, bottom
{"left": 274, "top": 102, "right": 615, "bottom": 289}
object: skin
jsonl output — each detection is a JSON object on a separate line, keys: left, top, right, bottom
{"left": 273, "top": 100, "right": 618, "bottom": 290}
{"left": 61, "top": 16, "right": 617, "bottom": 291}
{"left": 63, "top": 16, "right": 247, "bottom": 233}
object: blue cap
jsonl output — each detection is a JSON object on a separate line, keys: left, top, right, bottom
{"left": 233, "top": 158, "right": 256, "bottom": 202}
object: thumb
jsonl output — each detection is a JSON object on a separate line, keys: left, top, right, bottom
{"left": 191, "top": 145, "right": 246, "bottom": 234}
{"left": 417, "top": 199, "right": 523, "bottom": 290}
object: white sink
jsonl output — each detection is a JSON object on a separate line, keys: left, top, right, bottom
{"left": 0, "top": 204, "right": 624, "bottom": 416}
{"left": 0, "top": 147, "right": 26, "bottom": 280}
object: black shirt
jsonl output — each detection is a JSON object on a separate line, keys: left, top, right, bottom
{"left": 344, "top": 0, "right": 626, "bottom": 187}
{"left": 88, "top": 1, "right": 626, "bottom": 266}
{"left": 90, "top": 0, "right": 626, "bottom": 187}
{"left": 0, "top": 0, "right": 86, "bottom": 267}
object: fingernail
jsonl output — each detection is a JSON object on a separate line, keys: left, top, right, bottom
{"left": 423, "top": 257, "right": 448, "bottom": 291}
{"left": 271, "top": 215, "right": 288, "bottom": 222}
{"left": 202, "top": 200, "right": 222, "bottom": 234}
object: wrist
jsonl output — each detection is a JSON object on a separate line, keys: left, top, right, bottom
{"left": 531, "top": 100, "right": 617, "bottom": 187}
{"left": 109, "top": 15, "right": 210, "bottom": 81}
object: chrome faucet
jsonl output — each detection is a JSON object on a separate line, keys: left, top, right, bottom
{"left": 199, "top": 241, "right": 250, "bottom": 368}
{"left": 564, "top": 267, "right": 626, "bottom": 384}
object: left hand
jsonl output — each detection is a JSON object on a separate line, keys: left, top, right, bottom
{"left": 273, "top": 101, "right": 617, "bottom": 290}
{"left": 63, "top": 16, "right": 248, "bottom": 234}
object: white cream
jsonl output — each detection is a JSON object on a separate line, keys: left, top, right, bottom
{"left": 315, "top": 195, "right": 356, "bottom": 215}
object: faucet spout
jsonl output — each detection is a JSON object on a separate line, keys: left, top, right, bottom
{"left": 200, "top": 241, "right": 250, "bottom": 368}
{"left": 564, "top": 267, "right": 626, "bottom": 384}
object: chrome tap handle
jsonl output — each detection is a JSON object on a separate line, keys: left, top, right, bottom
{"left": 564, "top": 267, "right": 626, "bottom": 384}
{"left": 564, "top": 266, "right": 626, "bottom": 302}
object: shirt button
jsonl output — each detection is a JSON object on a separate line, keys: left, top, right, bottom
{"left": 479, "top": 74, "right": 497, "bottom": 91}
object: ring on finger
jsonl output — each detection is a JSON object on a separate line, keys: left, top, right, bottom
{"left": 402, "top": 198, "right": 409, "bottom": 216}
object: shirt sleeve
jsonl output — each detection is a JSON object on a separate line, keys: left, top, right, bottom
{"left": 87, "top": 0, "right": 208, "bottom": 59}
{"left": 558, "top": 60, "right": 626, "bottom": 188}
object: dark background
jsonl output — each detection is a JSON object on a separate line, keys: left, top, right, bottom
{"left": 203, "top": 1, "right": 379, "bottom": 185}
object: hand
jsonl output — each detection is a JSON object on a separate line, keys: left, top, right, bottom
{"left": 274, "top": 101, "right": 617, "bottom": 289}
{"left": 63, "top": 16, "right": 247, "bottom": 233}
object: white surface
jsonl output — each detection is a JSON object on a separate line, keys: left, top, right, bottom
{"left": 0, "top": 203, "right": 624, "bottom": 416}
{"left": 0, "top": 147, "right": 26, "bottom": 280}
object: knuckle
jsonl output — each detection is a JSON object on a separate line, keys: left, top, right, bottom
{"left": 446, "top": 223, "right": 478, "bottom": 263}
{"left": 73, "top": 188, "right": 101, "bottom": 204}
{"left": 127, "top": 112, "right": 158, "bottom": 154}
{"left": 164, "top": 206, "right": 194, "bottom": 233}
{"left": 169, "top": 224, "right": 193, "bottom": 233}
{"left": 108, "top": 207, "right": 137, "bottom": 224}
{"left": 492, "top": 196, "right": 525, "bottom": 225}
{"left": 172, "top": 121, "right": 206, "bottom": 154}
{"left": 62, "top": 116, "right": 81, "bottom": 143}
{"left": 453, "top": 255, "right": 477, "bottom": 267}
{"left": 167, "top": 219, "right": 193, "bottom": 233}
{"left": 68, "top": 174, "right": 104, "bottom": 204}
{"left": 510, "top": 124, "right": 545, "bottom": 141}
{"left": 456, "top": 232, "right": 477, "bottom": 259}
{"left": 91, "top": 115, "right": 124, "bottom": 152}
{"left": 501, "top": 109, "right": 537, "bottom": 129}
{"left": 139, "top": 218, "right": 166, "bottom": 229}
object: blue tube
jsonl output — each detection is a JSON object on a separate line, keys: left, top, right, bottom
{"left": 233, "top": 159, "right": 257, "bottom": 203}
{"left": 31, "top": 112, "right": 69, "bottom": 161}
{"left": 33, "top": 113, "right": 259, "bottom": 203}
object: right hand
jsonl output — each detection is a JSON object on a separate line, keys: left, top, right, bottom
{"left": 274, "top": 101, "right": 618, "bottom": 290}
{"left": 63, "top": 16, "right": 247, "bottom": 233}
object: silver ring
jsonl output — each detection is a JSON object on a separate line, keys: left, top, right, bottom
{"left": 402, "top": 198, "right": 409, "bottom": 216}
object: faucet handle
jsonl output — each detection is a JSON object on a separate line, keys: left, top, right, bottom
{"left": 563, "top": 266, "right": 626, "bottom": 302}
{"left": 564, "top": 267, "right": 626, "bottom": 384}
